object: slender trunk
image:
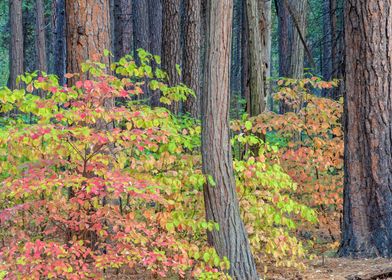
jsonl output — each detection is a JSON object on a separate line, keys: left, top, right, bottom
{"left": 148, "top": 0, "right": 162, "bottom": 56}
{"left": 322, "top": 0, "right": 332, "bottom": 97}
{"left": 276, "top": 0, "right": 290, "bottom": 77}
{"left": 52, "top": 0, "right": 66, "bottom": 85}
{"left": 260, "top": 0, "right": 272, "bottom": 107}
{"left": 276, "top": 0, "right": 307, "bottom": 78}
{"left": 246, "top": 0, "right": 266, "bottom": 116}
{"left": 113, "top": 0, "right": 133, "bottom": 60}
{"left": 65, "top": 0, "right": 111, "bottom": 85}
{"left": 276, "top": 0, "right": 307, "bottom": 113}
{"left": 162, "top": 0, "right": 181, "bottom": 113}
{"left": 242, "top": 0, "right": 250, "bottom": 114}
{"left": 133, "top": 0, "right": 150, "bottom": 52}
{"left": 183, "top": 0, "right": 201, "bottom": 117}
{"left": 148, "top": 0, "right": 163, "bottom": 107}
{"left": 202, "top": 1, "right": 259, "bottom": 278}
{"left": 339, "top": 0, "right": 392, "bottom": 258}
{"left": 9, "top": 0, "right": 24, "bottom": 90}
{"left": 36, "top": 0, "right": 47, "bottom": 98}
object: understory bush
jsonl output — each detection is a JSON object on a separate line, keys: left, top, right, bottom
{"left": 0, "top": 50, "right": 337, "bottom": 279}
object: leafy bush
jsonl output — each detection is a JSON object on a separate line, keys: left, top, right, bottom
{"left": 0, "top": 51, "right": 335, "bottom": 279}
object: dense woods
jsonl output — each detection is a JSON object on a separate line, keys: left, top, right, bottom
{"left": 0, "top": 0, "right": 391, "bottom": 279}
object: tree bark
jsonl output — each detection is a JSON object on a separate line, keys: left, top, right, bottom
{"left": 246, "top": 0, "right": 269, "bottom": 116}
{"left": 148, "top": 0, "right": 162, "bottom": 56}
{"left": 162, "top": 0, "right": 181, "bottom": 113}
{"left": 241, "top": 0, "right": 250, "bottom": 114}
{"left": 201, "top": 1, "right": 259, "bottom": 278}
{"left": 321, "top": 0, "right": 332, "bottom": 97}
{"left": 36, "top": 0, "right": 47, "bottom": 73}
{"left": 183, "top": 0, "right": 201, "bottom": 118}
{"left": 276, "top": 0, "right": 307, "bottom": 113}
{"left": 9, "top": 0, "right": 24, "bottom": 89}
{"left": 52, "top": 0, "right": 66, "bottom": 85}
{"left": 113, "top": 0, "right": 133, "bottom": 60}
{"left": 260, "top": 0, "right": 272, "bottom": 109}
{"left": 133, "top": 0, "right": 150, "bottom": 52}
{"left": 35, "top": 0, "right": 47, "bottom": 98}
{"left": 339, "top": 0, "right": 392, "bottom": 258}
{"left": 276, "top": 0, "right": 307, "bottom": 78}
{"left": 65, "top": 0, "right": 111, "bottom": 85}
{"left": 148, "top": 0, "right": 163, "bottom": 107}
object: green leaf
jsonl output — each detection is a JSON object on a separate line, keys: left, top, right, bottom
{"left": 203, "top": 252, "right": 210, "bottom": 262}
{"left": 166, "top": 223, "right": 174, "bottom": 232}
{"left": 245, "top": 121, "right": 252, "bottom": 131}
{"left": 207, "top": 175, "right": 216, "bottom": 187}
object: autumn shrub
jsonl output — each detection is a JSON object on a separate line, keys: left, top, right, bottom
{"left": 0, "top": 50, "right": 228, "bottom": 279}
{"left": 233, "top": 77, "right": 343, "bottom": 252}
{"left": 0, "top": 50, "right": 331, "bottom": 279}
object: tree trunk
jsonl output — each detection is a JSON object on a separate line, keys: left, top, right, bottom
{"left": 183, "top": 0, "right": 201, "bottom": 118}
{"left": 148, "top": 0, "right": 163, "bottom": 107}
{"left": 330, "top": 0, "right": 345, "bottom": 100}
{"left": 276, "top": 0, "right": 307, "bottom": 113}
{"left": 148, "top": 0, "right": 162, "bottom": 56}
{"left": 241, "top": 0, "right": 250, "bottom": 114}
{"left": 287, "top": 0, "right": 307, "bottom": 78}
{"left": 321, "top": 0, "right": 332, "bottom": 97}
{"left": 276, "top": 0, "right": 307, "bottom": 78}
{"left": 260, "top": 0, "right": 272, "bottom": 109}
{"left": 65, "top": 0, "right": 111, "bottom": 84}
{"left": 162, "top": 0, "right": 181, "bottom": 113}
{"left": 133, "top": 0, "right": 150, "bottom": 52}
{"left": 339, "top": 0, "right": 392, "bottom": 258}
{"left": 35, "top": 0, "right": 47, "bottom": 98}
{"left": 246, "top": 0, "right": 267, "bottom": 116}
{"left": 246, "top": 0, "right": 271, "bottom": 116}
{"left": 201, "top": 1, "right": 259, "bottom": 279}
{"left": 113, "top": 0, "right": 133, "bottom": 60}
{"left": 276, "top": 0, "right": 290, "bottom": 78}
{"left": 9, "top": 0, "right": 24, "bottom": 89}
{"left": 36, "top": 0, "right": 47, "bottom": 73}
{"left": 52, "top": 0, "right": 66, "bottom": 85}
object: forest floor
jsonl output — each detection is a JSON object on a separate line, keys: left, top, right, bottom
{"left": 270, "top": 257, "right": 392, "bottom": 280}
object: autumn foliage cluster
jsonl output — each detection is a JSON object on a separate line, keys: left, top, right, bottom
{"left": 0, "top": 51, "right": 342, "bottom": 279}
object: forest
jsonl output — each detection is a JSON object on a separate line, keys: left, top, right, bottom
{"left": 0, "top": 0, "right": 391, "bottom": 279}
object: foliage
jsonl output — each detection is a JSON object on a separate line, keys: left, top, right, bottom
{"left": 0, "top": 51, "right": 227, "bottom": 279}
{"left": 233, "top": 77, "right": 343, "bottom": 252}
{"left": 0, "top": 50, "right": 341, "bottom": 279}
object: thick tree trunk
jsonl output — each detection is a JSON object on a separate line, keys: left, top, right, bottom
{"left": 9, "top": 0, "right": 24, "bottom": 89}
{"left": 162, "top": 0, "right": 181, "bottom": 113}
{"left": 201, "top": 1, "right": 259, "bottom": 279}
{"left": 183, "top": 0, "right": 201, "bottom": 118}
{"left": 113, "top": 0, "right": 133, "bottom": 60}
{"left": 246, "top": 0, "right": 266, "bottom": 116}
{"left": 52, "top": 0, "right": 66, "bottom": 85}
{"left": 339, "top": 0, "right": 392, "bottom": 258}
{"left": 65, "top": 0, "right": 111, "bottom": 84}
